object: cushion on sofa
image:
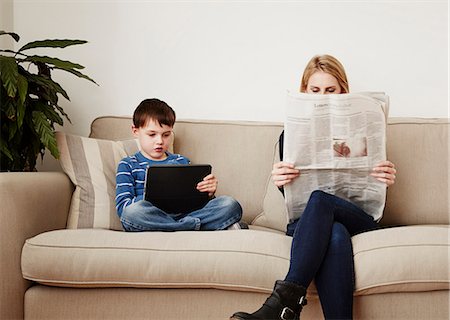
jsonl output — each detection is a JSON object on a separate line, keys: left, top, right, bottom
{"left": 21, "top": 229, "right": 292, "bottom": 293}
{"left": 56, "top": 132, "right": 139, "bottom": 230}
{"left": 353, "top": 225, "right": 450, "bottom": 294}
{"left": 383, "top": 118, "right": 449, "bottom": 225}
{"left": 21, "top": 226, "right": 449, "bottom": 295}
{"left": 252, "top": 141, "right": 288, "bottom": 232}
{"left": 56, "top": 132, "right": 177, "bottom": 230}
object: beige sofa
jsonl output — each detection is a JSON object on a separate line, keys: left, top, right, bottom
{"left": 1, "top": 116, "right": 449, "bottom": 320}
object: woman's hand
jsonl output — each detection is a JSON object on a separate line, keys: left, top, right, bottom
{"left": 371, "top": 160, "right": 396, "bottom": 186}
{"left": 271, "top": 161, "right": 300, "bottom": 187}
{"left": 197, "top": 174, "right": 218, "bottom": 197}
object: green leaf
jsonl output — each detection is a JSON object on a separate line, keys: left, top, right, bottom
{"left": 32, "top": 111, "right": 59, "bottom": 159}
{"left": 27, "top": 74, "right": 70, "bottom": 101}
{"left": 0, "top": 31, "right": 20, "bottom": 42}
{"left": 0, "top": 55, "right": 19, "bottom": 97}
{"left": 17, "top": 73, "right": 28, "bottom": 104}
{"left": 54, "top": 66, "right": 98, "bottom": 85}
{"left": 55, "top": 104, "right": 71, "bottom": 123}
{"left": 0, "top": 91, "right": 12, "bottom": 112}
{"left": 34, "top": 101, "right": 64, "bottom": 126}
{"left": 23, "top": 55, "right": 85, "bottom": 70}
{"left": 3, "top": 99, "right": 16, "bottom": 120}
{"left": 18, "top": 39, "right": 87, "bottom": 52}
{"left": 8, "top": 122, "right": 18, "bottom": 141}
{"left": 16, "top": 74, "right": 28, "bottom": 128}
{"left": 0, "top": 138, "right": 14, "bottom": 161}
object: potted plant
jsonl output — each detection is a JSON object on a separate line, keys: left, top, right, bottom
{"left": 0, "top": 31, "right": 97, "bottom": 171}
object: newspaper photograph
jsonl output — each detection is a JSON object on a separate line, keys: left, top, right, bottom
{"left": 283, "top": 91, "right": 389, "bottom": 222}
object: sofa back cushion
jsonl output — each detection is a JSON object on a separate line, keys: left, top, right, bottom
{"left": 90, "top": 117, "right": 284, "bottom": 224}
{"left": 172, "top": 120, "right": 284, "bottom": 223}
{"left": 382, "top": 118, "right": 449, "bottom": 226}
{"left": 89, "top": 116, "right": 449, "bottom": 228}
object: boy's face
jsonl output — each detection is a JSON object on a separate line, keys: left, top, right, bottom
{"left": 132, "top": 119, "right": 173, "bottom": 161}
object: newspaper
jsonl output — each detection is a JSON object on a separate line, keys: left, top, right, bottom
{"left": 283, "top": 91, "right": 389, "bottom": 222}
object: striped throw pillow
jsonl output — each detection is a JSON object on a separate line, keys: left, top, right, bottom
{"left": 56, "top": 132, "right": 140, "bottom": 230}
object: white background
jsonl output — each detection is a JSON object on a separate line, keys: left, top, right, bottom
{"left": 1, "top": 0, "right": 448, "bottom": 169}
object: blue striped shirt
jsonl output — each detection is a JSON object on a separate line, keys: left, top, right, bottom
{"left": 115, "top": 151, "right": 190, "bottom": 217}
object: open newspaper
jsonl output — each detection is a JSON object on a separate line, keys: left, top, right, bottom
{"left": 283, "top": 91, "right": 389, "bottom": 222}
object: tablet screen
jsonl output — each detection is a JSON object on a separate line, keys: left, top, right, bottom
{"left": 144, "top": 164, "right": 212, "bottom": 214}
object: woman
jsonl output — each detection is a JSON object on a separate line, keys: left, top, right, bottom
{"left": 231, "top": 55, "right": 396, "bottom": 320}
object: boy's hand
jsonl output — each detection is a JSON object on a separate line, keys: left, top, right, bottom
{"left": 197, "top": 174, "right": 218, "bottom": 197}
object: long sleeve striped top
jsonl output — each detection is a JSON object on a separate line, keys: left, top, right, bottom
{"left": 115, "top": 151, "right": 190, "bottom": 217}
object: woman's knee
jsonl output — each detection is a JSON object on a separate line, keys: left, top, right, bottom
{"left": 304, "top": 190, "right": 336, "bottom": 219}
{"left": 328, "top": 222, "right": 352, "bottom": 253}
{"left": 309, "top": 190, "right": 333, "bottom": 204}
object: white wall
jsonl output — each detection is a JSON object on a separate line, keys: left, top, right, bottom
{"left": 0, "top": 0, "right": 14, "bottom": 50}
{"left": 8, "top": 1, "right": 449, "bottom": 169}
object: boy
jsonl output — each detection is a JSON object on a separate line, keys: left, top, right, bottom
{"left": 116, "top": 98, "right": 244, "bottom": 231}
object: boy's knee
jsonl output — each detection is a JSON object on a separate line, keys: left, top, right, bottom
{"left": 121, "top": 201, "right": 141, "bottom": 218}
{"left": 120, "top": 200, "right": 154, "bottom": 221}
{"left": 214, "top": 196, "right": 242, "bottom": 218}
{"left": 225, "top": 196, "right": 242, "bottom": 214}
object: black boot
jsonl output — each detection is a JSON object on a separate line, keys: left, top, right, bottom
{"left": 231, "top": 280, "right": 307, "bottom": 320}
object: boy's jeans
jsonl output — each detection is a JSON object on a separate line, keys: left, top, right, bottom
{"left": 120, "top": 196, "right": 242, "bottom": 232}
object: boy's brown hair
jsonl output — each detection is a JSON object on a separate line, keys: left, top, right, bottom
{"left": 133, "top": 98, "right": 176, "bottom": 128}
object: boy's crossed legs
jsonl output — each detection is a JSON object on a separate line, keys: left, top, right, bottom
{"left": 120, "top": 196, "right": 243, "bottom": 232}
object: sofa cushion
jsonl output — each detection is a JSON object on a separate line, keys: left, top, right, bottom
{"left": 21, "top": 226, "right": 449, "bottom": 295}
{"left": 383, "top": 118, "right": 449, "bottom": 225}
{"left": 353, "top": 225, "right": 450, "bottom": 294}
{"left": 252, "top": 141, "right": 288, "bottom": 232}
{"left": 22, "top": 229, "right": 291, "bottom": 293}
{"left": 56, "top": 132, "right": 139, "bottom": 230}
{"left": 168, "top": 120, "right": 285, "bottom": 224}
{"left": 57, "top": 132, "right": 177, "bottom": 230}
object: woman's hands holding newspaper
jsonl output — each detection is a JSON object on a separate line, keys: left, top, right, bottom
{"left": 272, "top": 161, "right": 300, "bottom": 187}
{"left": 272, "top": 160, "right": 397, "bottom": 188}
{"left": 371, "top": 160, "right": 397, "bottom": 186}
{"left": 197, "top": 174, "right": 218, "bottom": 197}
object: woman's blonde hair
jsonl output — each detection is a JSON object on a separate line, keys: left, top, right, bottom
{"left": 300, "top": 54, "right": 349, "bottom": 93}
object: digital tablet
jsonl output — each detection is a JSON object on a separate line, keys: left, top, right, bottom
{"left": 144, "top": 164, "right": 212, "bottom": 214}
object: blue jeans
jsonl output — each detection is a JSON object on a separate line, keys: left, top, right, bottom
{"left": 285, "top": 190, "right": 379, "bottom": 320}
{"left": 120, "top": 196, "right": 242, "bottom": 232}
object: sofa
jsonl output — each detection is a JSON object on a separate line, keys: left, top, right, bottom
{"left": 1, "top": 116, "right": 449, "bottom": 320}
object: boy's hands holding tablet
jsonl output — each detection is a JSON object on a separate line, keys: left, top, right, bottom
{"left": 197, "top": 174, "right": 218, "bottom": 197}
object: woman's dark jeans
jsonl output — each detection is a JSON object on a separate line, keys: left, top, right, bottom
{"left": 285, "top": 190, "right": 379, "bottom": 320}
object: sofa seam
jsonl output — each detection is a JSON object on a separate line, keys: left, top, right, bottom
{"left": 23, "top": 243, "right": 291, "bottom": 260}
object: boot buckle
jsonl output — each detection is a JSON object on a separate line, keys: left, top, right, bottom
{"left": 280, "top": 307, "right": 295, "bottom": 320}
{"left": 299, "top": 295, "right": 307, "bottom": 306}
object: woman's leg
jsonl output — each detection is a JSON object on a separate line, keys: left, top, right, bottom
{"left": 284, "top": 190, "right": 378, "bottom": 287}
{"left": 231, "top": 190, "right": 378, "bottom": 320}
{"left": 314, "top": 222, "right": 354, "bottom": 319}
{"left": 284, "top": 190, "right": 378, "bottom": 320}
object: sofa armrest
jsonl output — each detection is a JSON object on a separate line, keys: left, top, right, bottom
{"left": 0, "top": 172, "right": 73, "bottom": 320}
